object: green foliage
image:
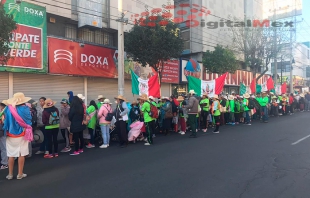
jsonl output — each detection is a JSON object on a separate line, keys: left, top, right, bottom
{"left": 0, "top": 3, "right": 16, "bottom": 66}
{"left": 202, "top": 45, "right": 239, "bottom": 74}
{"left": 124, "top": 16, "right": 184, "bottom": 79}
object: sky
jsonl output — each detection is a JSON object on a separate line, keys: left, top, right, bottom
{"left": 297, "top": 0, "right": 310, "bottom": 42}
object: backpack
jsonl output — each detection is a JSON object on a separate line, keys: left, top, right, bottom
{"left": 240, "top": 102, "right": 244, "bottom": 112}
{"left": 247, "top": 99, "right": 255, "bottom": 109}
{"left": 31, "top": 108, "right": 37, "bottom": 127}
{"left": 103, "top": 106, "right": 114, "bottom": 121}
{"left": 147, "top": 102, "right": 159, "bottom": 119}
{"left": 49, "top": 111, "right": 60, "bottom": 125}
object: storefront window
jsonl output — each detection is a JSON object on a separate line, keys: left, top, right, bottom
{"left": 172, "top": 84, "right": 187, "bottom": 96}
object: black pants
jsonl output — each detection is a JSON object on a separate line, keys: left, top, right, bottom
{"left": 234, "top": 113, "right": 240, "bottom": 123}
{"left": 201, "top": 110, "right": 209, "bottom": 129}
{"left": 116, "top": 120, "right": 128, "bottom": 146}
{"left": 73, "top": 131, "right": 84, "bottom": 152}
{"left": 290, "top": 105, "right": 294, "bottom": 114}
{"left": 46, "top": 128, "right": 59, "bottom": 154}
{"left": 214, "top": 116, "right": 220, "bottom": 132}
{"left": 88, "top": 128, "right": 94, "bottom": 145}
{"left": 145, "top": 120, "right": 155, "bottom": 144}
{"left": 224, "top": 113, "right": 229, "bottom": 124}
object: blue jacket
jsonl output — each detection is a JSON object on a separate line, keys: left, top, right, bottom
{"left": 3, "top": 105, "right": 32, "bottom": 136}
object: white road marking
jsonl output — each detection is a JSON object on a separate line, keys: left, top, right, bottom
{"left": 291, "top": 134, "right": 310, "bottom": 145}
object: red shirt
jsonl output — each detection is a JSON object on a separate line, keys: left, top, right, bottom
{"left": 289, "top": 96, "right": 294, "bottom": 105}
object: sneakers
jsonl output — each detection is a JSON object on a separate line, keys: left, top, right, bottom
{"left": 86, "top": 143, "right": 95, "bottom": 148}
{"left": 17, "top": 174, "right": 27, "bottom": 180}
{"left": 78, "top": 149, "right": 84, "bottom": 153}
{"left": 231, "top": 123, "right": 235, "bottom": 126}
{"left": 99, "top": 144, "right": 108, "bottom": 148}
{"left": 70, "top": 151, "right": 80, "bottom": 156}
{"left": 202, "top": 129, "right": 207, "bottom": 133}
{"left": 54, "top": 153, "right": 59, "bottom": 158}
{"left": 152, "top": 134, "right": 156, "bottom": 138}
{"left": 246, "top": 123, "right": 252, "bottom": 126}
{"left": 44, "top": 154, "right": 54, "bottom": 159}
{"left": 180, "top": 131, "right": 185, "bottom": 135}
{"left": 6, "top": 174, "right": 13, "bottom": 180}
{"left": 213, "top": 131, "right": 220, "bottom": 134}
{"left": 35, "top": 151, "right": 45, "bottom": 155}
{"left": 0, "top": 164, "right": 8, "bottom": 170}
{"left": 144, "top": 143, "right": 151, "bottom": 146}
{"left": 61, "top": 147, "right": 71, "bottom": 153}
{"left": 44, "top": 151, "right": 49, "bottom": 155}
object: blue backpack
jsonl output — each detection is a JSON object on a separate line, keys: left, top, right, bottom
{"left": 49, "top": 111, "right": 60, "bottom": 125}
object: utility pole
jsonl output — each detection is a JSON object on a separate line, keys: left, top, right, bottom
{"left": 273, "top": 8, "right": 278, "bottom": 88}
{"left": 289, "top": 28, "right": 293, "bottom": 93}
{"left": 116, "top": 0, "right": 127, "bottom": 96}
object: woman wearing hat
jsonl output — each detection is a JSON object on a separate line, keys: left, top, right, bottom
{"left": 98, "top": 99, "right": 113, "bottom": 148}
{"left": 243, "top": 93, "right": 251, "bottom": 125}
{"left": 42, "top": 99, "right": 60, "bottom": 158}
{"left": 160, "top": 97, "right": 173, "bottom": 136}
{"left": 129, "top": 101, "right": 140, "bottom": 123}
{"left": 86, "top": 100, "right": 98, "bottom": 149}
{"left": 69, "top": 96, "right": 86, "bottom": 155}
{"left": 114, "top": 95, "right": 129, "bottom": 148}
{"left": 59, "top": 99, "right": 71, "bottom": 153}
{"left": 177, "top": 96, "right": 186, "bottom": 135}
{"left": 211, "top": 95, "right": 221, "bottom": 133}
{"left": 228, "top": 95, "right": 235, "bottom": 125}
{"left": 139, "top": 94, "right": 155, "bottom": 145}
{"left": 3, "top": 93, "right": 32, "bottom": 180}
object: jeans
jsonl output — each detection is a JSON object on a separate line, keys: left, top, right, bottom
{"left": 0, "top": 136, "right": 8, "bottom": 165}
{"left": 262, "top": 106, "right": 268, "bottom": 121}
{"left": 46, "top": 128, "right": 59, "bottom": 154}
{"left": 39, "top": 127, "right": 48, "bottom": 152}
{"left": 245, "top": 111, "right": 250, "bottom": 123}
{"left": 61, "top": 129, "right": 69, "bottom": 147}
{"left": 88, "top": 128, "right": 95, "bottom": 145}
{"left": 73, "top": 131, "right": 84, "bottom": 152}
{"left": 188, "top": 114, "right": 197, "bottom": 136}
{"left": 145, "top": 120, "right": 155, "bottom": 144}
{"left": 201, "top": 110, "right": 209, "bottom": 129}
{"left": 100, "top": 124, "right": 110, "bottom": 146}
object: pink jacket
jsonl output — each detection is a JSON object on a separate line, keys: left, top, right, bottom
{"left": 97, "top": 104, "right": 113, "bottom": 124}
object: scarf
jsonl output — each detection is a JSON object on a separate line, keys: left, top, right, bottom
{"left": 8, "top": 105, "right": 33, "bottom": 142}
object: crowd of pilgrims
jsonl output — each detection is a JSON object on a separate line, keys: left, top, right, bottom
{"left": 0, "top": 90, "right": 306, "bottom": 179}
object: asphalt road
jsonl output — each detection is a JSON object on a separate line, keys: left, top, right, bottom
{"left": 1, "top": 112, "right": 310, "bottom": 198}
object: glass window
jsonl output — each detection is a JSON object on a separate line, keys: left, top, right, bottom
{"left": 94, "top": 30, "right": 104, "bottom": 45}
{"left": 65, "top": 24, "right": 77, "bottom": 39}
{"left": 172, "top": 84, "right": 187, "bottom": 97}
{"left": 78, "top": 28, "right": 94, "bottom": 43}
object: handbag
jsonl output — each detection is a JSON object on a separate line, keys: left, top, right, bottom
{"left": 220, "top": 106, "right": 227, "bottom": 113}
{"left": 165, "top": 107, "right": 173, "bottom": 119}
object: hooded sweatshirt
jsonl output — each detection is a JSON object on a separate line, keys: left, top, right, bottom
{"left": 67, "top": 91, "right": 74, "bottom": 104}
{"left": 42, "top": 106, "right": 60, "bottom": 129}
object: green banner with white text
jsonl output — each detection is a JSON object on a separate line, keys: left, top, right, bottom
{"left": 1, "top": 0, "right": 47, "bottom": 73}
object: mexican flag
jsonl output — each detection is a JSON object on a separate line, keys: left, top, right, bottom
{"left": 188, "top": 73, "right": 227, "bottom": 97}
{"left": 131, "top": 69, "right": 160, "bottom": 97}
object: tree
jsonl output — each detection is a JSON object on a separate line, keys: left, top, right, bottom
{"left": 0, "top": 3, "right": 16, "bottom": 66}
{"left": 124, "top": 15, "right": 184, "bottom": 82}
{"left": 202, "top": 45, "right": 239, "bottom": 74}
{"left": 230, "top": 21, "right": 289, "bottom": 82}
